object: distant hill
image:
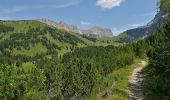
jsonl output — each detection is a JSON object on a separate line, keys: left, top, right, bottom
{"left": 81, "top": 26, "right": 113, "bottom": 38}
{"left": 117, "top": 12, "right": 169, "bottom": 42}
{"left": 0, "top": 20, "right": 103, "bottom": 64}
{"left": 37, "top": 18, "right": 114, "bottom": 38}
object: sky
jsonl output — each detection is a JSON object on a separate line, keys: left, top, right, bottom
{"left": 0, "top": 0, "right": 157, "bottom": 35}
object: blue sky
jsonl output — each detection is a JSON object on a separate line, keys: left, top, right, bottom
{"left": 0, "top": 0, "right": 157, "bottom": 35}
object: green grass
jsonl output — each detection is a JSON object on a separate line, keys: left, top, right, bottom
{"left": 90, "top": 59, "right": 142, "bottom": 100}
{"left": 95, "top": 37, "right": 124, "bottom": 46}
{"left": 12, "top": 43, "right": 47, "bottom": 57}
{"left": 69, "top": 32, "right": 95, "bottom": 45}
{"left": 110, "top": 66, "right": 133, "bottom": 100}
{"left": 0, "top": 32, "right": 12, "bottom": 42}
{"left": 0, "top": 20, "right": 124, "bottom": 59}
{"left": 45, "top": 33, "right": 70, "bottom": 47}
{"left": 20, "top": 62, "right": 35, "bottom": 72}
{"left": 1, "top": 20, "right": 47, "bottom": 32}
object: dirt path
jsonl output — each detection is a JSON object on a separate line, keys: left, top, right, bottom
{"left": 129, "top": 61, "right": 148, "bottom": 100}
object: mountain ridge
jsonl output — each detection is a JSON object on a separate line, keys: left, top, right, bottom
{"left": 117, "top": 11, "right": 169, "bottom": 42}
{"left": 37, "top": 18, "right": 114, "bottom": 38}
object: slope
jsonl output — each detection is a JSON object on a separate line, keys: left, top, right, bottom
{"left": 37, "top": 18, "right": 114, "bottom": 38}
{"left": 0, "top": 20, "right": 103, "bottom": 65}
{"left": 142, "top": 20, "right": 170, "bottom": 100}
{"left": 117, "top": 11, "right": 169, "bottom": 42}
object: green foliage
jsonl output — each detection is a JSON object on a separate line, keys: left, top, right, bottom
{"left": 143, "top": 21, "right": 170, "bottom": 100}
{"left": 0, "top": 24, "right": 14, "bottom": 33}
{"left": 0, "top": 20, "right": 98, "bottom": 66}
{"left": 63, "top": 45, "right": 135, "bottom": 76}
{"left": 0, "top": 57, "right": 66, "bottom": 100}
{"left": 0, "top": 65, "right": 16, "bottom": 99}
{"left": 1, "top": 18, "right": 170, "bottom": 100}
{"left": 91, "top": 62, "right": 138, "bottom": 100}
{"left": 62, "top": 59, "right": 99, "bottom": 99}
{"left": 38, "top": 58, "right": 64, "bottom": 100}
{"left": 116, "top": 32, "right": 135, "bottom": 43}
{"left": 0, "top": 64, "right": 46, "bottom": 100}
{"left": 60, "top": 42, "right": 141, "bottom": 98}
{"left": 158, "top": 0, "right": 170, "bottom": 12}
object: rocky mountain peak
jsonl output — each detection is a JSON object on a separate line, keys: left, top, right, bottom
{"left": 37, "top": 18, "right": 113, "bottom": 38}
{"left": 118, "top": 11, "right": 169, "bottom": 42}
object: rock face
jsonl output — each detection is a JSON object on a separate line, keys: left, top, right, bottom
{"left": 82, "top": 26, "right": 113, "bottom": 38}
{"left": 118, "top": 12, "right": 169, "bottom": 42}
{"left": 37, "top": 18, "right": 113, "bottom": 38}
{"left": 37, "top": 18, "right": 81, "bottom": 34}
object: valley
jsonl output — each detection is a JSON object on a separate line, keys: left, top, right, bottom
{"left": 0, "top": 0, "right": 170, "bottom": 100}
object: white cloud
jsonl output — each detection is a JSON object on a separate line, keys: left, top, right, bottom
{"left": 128, "top": 23, "right": 144, "bottom": 27}
{"left": 50, "top": 0, "right": 81, "bottom": 9}
{"left": 112, "top": 23, "right": 145, "bottom": 35}
{"left": 134, "top": 12, "right": 156, "bottom": 17}
{"left": 0, "top": 7, "right": 28, "bottom": 14}
{"left": 112, "top": 27, "right": 128, "bottom": 36}
{"left": 80, "top": 21, "right": 90, "bottom": 25}
{"left": 0, "top": 17, "right": 12, "bottom": 20}
{"left": 0, "top": 0, "right": 80, "bottom": 14}
{"left": 96, "top": 0, "right": 124, "bottom": 10}
{"left": 128, "top": 23, "right": 145, "bottom": 28}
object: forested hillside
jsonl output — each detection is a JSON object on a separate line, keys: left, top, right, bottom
{"left": 0, "top": 20, "right": 108, "bottom": 65}
{"left": 142, "top": 1, "right": 170, "bottom": 99}
{"left": 0, "top": 20, "right": 147, "bottom": 99}
{"left": 0, "top": 20, "right": 130, "bottom": 99}
{"left": 0, "top": 19, "right": 169, "bottom": 100}
{"left": 142, "top": 20, "right": 170, "bottom": 100}
{"left": 0, "top": 0, "right": 170, "bottom": 100}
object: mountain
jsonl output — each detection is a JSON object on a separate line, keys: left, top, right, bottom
{"left": 0, "top": 20, "right": 102, "bottom": 63}
{"left": 37, "top": 18, "right": 81, "bottom": 34}
{"left": 0, "top": 20, "right": 146, "bottom": 100}
{"left": 117, "top": 11, "right": 169, "bottom": 42}
{"left": 82, "top": 26, "right": 113, "bottom": 38}
{"left": 37, "top": 18, "right": 113, "bottom": 38}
